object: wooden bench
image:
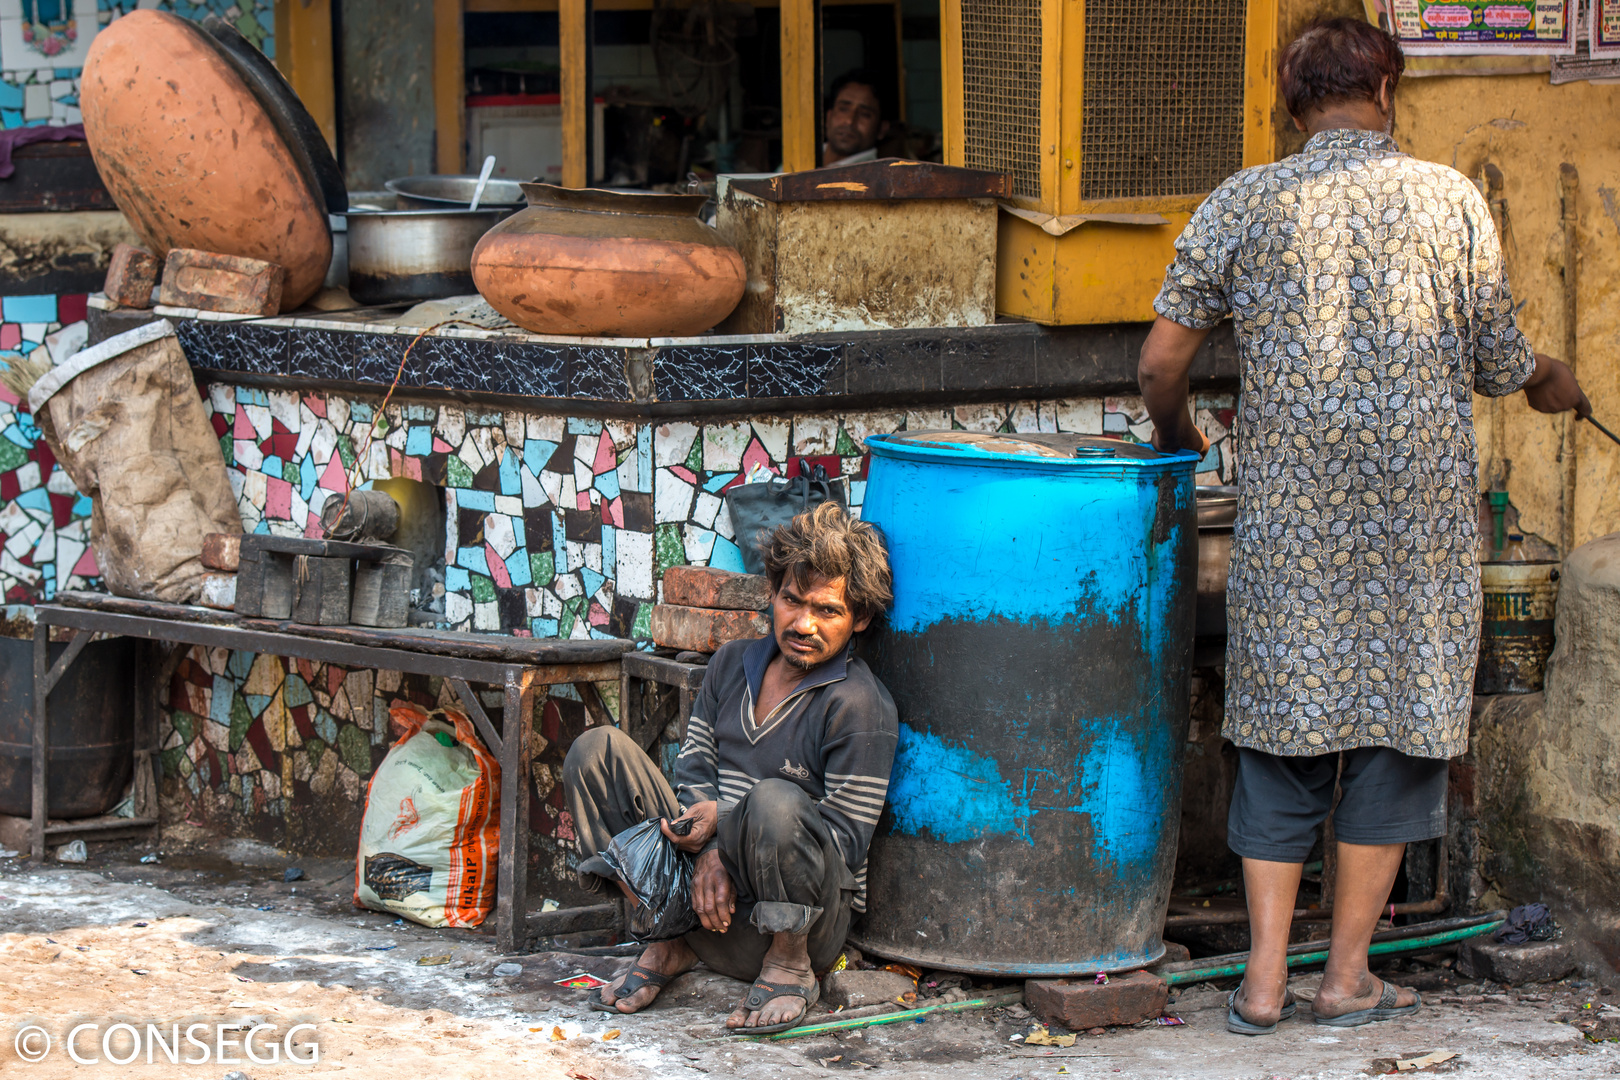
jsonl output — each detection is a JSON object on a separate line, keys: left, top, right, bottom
{"left": 31, "top": 591, "right": 633, "bottom": 953}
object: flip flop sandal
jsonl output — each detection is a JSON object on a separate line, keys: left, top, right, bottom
{"left": 733, "top": 977, "right": 822, "bottom": 1035}
{"left": 588, "top": 965, "right": 673, "bottom": 1013}
{"left": 1314, "top": 979, "right": 1422, "bottom": 1027}
{"left": 1226, "top": 989, "right": 1298, "bottom": 1035}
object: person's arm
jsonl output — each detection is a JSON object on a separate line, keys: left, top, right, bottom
{"left": 1521, "top": 353, "right": 1590, "bottom": 417}
{"left": 1139, "top": 317, "right": 1215, "bottom": 455}
{"left": 665, "top": 665, "right": 723, "bottom": 854}
{"left": 815, "top": 689, "right": 898, "bottom": 876}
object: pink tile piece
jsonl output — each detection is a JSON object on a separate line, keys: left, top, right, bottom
{"left": 593, "top": 430, "right": 616, "bottom": 475}
{"left": 389, "top": 448, "right": 403, "bottom": 475}
{"left": 319, "top": 455, "right": 349, "bottom": 492}
{"left": 265, "top": 477, "right": 293, "bottom": 519}
{"left": 433, "top": 436, "right": 453, "bottom": 453}
{"left": 304, "top": 517, "right": 325, "bottom": 538}
{"left": 739, "top": 436, "right": 777, "bottom": 483}
{"left": 576, "top": 490, "right": 591, "bottom": 511}
{"left": 233, "top": 408, "right": 255, "bottom": 439}
{"left": 485, "top": 541, "right": 512, "bottom": 588}
{"left": 669, "top": 465, "right": 696, "bottom": 484}
{"left": 588, "top": 601, "right": 610, "bottom": 626}
{"left": 72, "top": 547, "right": 99, "bottom": 577}
{"left": 403, "top": 455, "right": 422, "bottom": 481}
{"left": 302, "top": 394, "right": 326, "bottom": 418}
{"left": 605, "top": 496, "right": 623, "bottom": 527}
{"left": 0, "top": 384, "right": 17, "bottom": 407}
{"left": 0, "top": 324, "right": 18, "bottom": 350}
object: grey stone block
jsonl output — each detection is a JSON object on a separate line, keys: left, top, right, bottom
{"left": 821, "top": 969, "right": 917, "bottom": 1008}
{"left": 1456, "top": 938, "right": 1576, "bottom": 984}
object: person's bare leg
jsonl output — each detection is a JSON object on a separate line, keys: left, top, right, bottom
{"left": 600, "top": 936, "right": 698, "bottom": 1013}
{"left": 1312, "top": 841, "right": 1419, "bottom": 1017}
{"left": 726, "top": 931, "right": 816, "bottom": 1029}
{"left": 1233, "top": 858, "right": 1304, "bottom": 1025}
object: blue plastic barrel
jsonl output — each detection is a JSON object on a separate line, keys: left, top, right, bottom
{"left": 850, "top": 431, "right": 1200, "bottom": 976}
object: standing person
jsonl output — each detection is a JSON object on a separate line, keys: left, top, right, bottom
{"left": 1137, "top": 18, "right": 1589, "bottom": 1035}
{"left": 563, "top": 503, "right": 897, "bottom": 1034}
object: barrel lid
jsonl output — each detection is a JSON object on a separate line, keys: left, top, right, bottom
{"left": 880, "top": 430, "right": 1169, "bottom": 461}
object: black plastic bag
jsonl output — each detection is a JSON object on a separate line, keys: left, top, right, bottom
{"left": 600, "top": 819, "right": 700, "bottom": 941}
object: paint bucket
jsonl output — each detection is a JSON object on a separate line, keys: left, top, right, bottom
{"left": 1475, "top": 561, "right": 1559, "bottom": 694}
{"left": 850, "top": 431, "right": 1199, "bottom": 976}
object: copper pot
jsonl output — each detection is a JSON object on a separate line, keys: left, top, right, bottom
{"left": 471, "top": 184, "right": 745, "bottom": 337}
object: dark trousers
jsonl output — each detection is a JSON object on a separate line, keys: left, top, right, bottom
{"left": 563, "top": 725, "right": 853, "bottom": 980}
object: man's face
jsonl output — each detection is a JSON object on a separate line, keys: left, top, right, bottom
{"left": 824, "top": 82, "right": 886, "bottom": 159}
{"left": 771, "top": 572, "right": 873, "bottom": 671}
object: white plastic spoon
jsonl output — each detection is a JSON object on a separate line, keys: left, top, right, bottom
{"left": 468, "top": 155, "right": 496, "bottom": 212}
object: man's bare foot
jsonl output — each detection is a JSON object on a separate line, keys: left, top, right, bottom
{"left": 726, "top": 932, "right": 817, "bottom": 1030}
{"left": 600, "top": 938, "right": 697, "bottom": 1014}
{"left": 1312, "top": 972, "right": 1419, "bottom": 1019}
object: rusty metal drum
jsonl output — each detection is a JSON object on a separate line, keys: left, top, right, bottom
{"left": 851, "top": 431, "right": 1199, "bottom": 976}
{"left": 1475, "top": 561, "right": 1560, "bottom": 694}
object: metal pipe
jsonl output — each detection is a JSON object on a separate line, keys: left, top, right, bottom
{"left": 1154, "top": 911, "right": 1507, "bottom": 977}
{"left": 1560, "top": 162, "right": 1580, "bottom": 557}
{"left": 1160, "top": 920, "right": 1504, "bottom": 988}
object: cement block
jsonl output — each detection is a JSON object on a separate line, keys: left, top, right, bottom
{"left": 650, "top": 604, "right": 769, "bottom": 653}
{"left": 201, "top": 532, "right": 242, "bottom": 572}
{"left": 1025, "top": 970, "right": 1169, "bottom": 1030}
{"left": 103, "top": 242, "right": 159, "bottom": 308}
{"left": 822, "top": 969, "right": 916, "bottom": 1009}
{"left": 1456, "top": 938, "right": 1576, "bottom": 984}
{"left": 661, "top": 565, "right": 771, "bottom": 611}
{"left": 158, "top": 248, "right": 285, "bottom": 315}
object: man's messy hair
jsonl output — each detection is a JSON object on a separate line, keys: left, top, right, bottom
{"left": 758, "top": 502, "right": 893, "bottom": 624}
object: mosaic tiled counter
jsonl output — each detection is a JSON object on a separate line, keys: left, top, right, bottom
{"left": 61, "top": 305, "right": 1242, "bottom": 892}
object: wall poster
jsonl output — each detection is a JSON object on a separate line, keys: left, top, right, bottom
{"left": 1595, "top": 0, "right": 1620, "bottom": 57}
{"left": 1386, "top": 0, "right": 1578, "bottom": 53}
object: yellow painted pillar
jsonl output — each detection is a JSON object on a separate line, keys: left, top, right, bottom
{"left": 780, "top": 0, "right": 817, "bottom": 172}
{"left": 560, "top": 0, "right": 590, "bottom": 187}
{"left": 273, "top": 0, "right": 337, "bottom": 152}
{"left": 938, "top": 0, "right": 963, "bottom": 167}
{"left": 434, "top": 0, "right": 466, "bottom": 174}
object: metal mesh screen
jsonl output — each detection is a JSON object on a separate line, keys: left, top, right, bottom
{"left": 1081, "top": 0, "right": 1247, "bottom": 201}
{"left": 960, "top": 0, "right": 1042, "bottom": 199}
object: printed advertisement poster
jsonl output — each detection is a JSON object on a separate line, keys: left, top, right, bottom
{"left": 1596, "top": 0, "right": 1620, "bottom": 58}
{"left": 1386, "top": 0, "right": 1577, "bottom": 53}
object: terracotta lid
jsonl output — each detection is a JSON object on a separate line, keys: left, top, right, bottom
{"left": 80, "top": 10, "right": 332, "bottom": 311}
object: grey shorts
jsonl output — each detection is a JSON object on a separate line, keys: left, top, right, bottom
{"left": 1226, "top": 746, "right": 1449, "bottom": 862}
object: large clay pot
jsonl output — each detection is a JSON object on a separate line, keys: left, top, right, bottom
{"left": 80, "top": 10, "right": 331, "bottom": 310}
{"left": 471, "top": 184, "right": 745, "bottom": 337}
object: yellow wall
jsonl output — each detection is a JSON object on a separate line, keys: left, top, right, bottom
{"left": 1277, "top": 1, "right": 1620, "bottom": 554}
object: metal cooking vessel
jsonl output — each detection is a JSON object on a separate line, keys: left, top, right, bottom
{"left": 386, "top": 174, "right": 527, "bottom": 211}
{"left": 1196, "top": 485, "right": 1236, "bottom": 639}
{"left": 344, "top": 208, "right": 510, "bottom": 305}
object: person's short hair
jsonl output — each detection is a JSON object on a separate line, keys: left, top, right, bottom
{"left": 759, "top": 501, "right": 893, "bottom": 624}
{"left": 824, "top": 68, "right": 886, "bottom": 119}
{"left": 1278, "top": 17, "right": 1405, "bottom": 119}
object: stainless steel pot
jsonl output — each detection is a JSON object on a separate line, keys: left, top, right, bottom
{"left": 1195, "top": 485, "right": 1236, "bottom": 638}
{"left": 343, "top": 208, "right": 509, "bottom": 305}
{"left": 385, "top": 174, "right": 527, "bottom": 211}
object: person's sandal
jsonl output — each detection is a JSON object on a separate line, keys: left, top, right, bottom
{"left": 1226, "top": 988, "right": 1297, "bottom": 1035}
{"left": 588, "top": 965, "right": 673, "bottom": 1013}
{"left": 1313, "top": 978, "right": 1421, "bottom": 1027}
{"left": 734, "top": 977, "right": 821, "bottom": 1035}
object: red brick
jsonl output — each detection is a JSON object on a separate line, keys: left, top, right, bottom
{"left": 201, "top": 532, "right": 242, "bottom": 571}
{"left": 1025, "top": 970, "right": 1169, "bottom": 1030}
{"left": 158, "top": 248, "right": 285, "bottom": 316}
{"left": 650, "top": 604, "right": 770, "bottom": 653}
{"left": 662, "top": 565, "right": 772, "bottom": 611}
{"left": 103, "top": 242, "right": 159, "bottom": 308}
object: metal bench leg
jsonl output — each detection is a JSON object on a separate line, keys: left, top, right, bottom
{"left": 496, "top": 669, "right": 534, "bottom": 954}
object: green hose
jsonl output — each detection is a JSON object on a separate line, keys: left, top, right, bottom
{"left": 1162, "top": 919, "right": 1504, "bottom": 987}
{"left": 734, "top": 988, "right": 1026, "bottom": 1042}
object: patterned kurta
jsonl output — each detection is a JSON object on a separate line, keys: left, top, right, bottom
{"left": 1155, "top": 128, "right": 1536, "bottom": 759}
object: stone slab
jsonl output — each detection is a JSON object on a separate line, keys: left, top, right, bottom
{"left": 1457, "top": 939, "right": 1577, "bottom": 984}
{"left": 822, "top": 969, "right": 918, "bottom": 1009}
{"left": 1025, "top": 970, "right": 1169, "bottom": 1030}
{"left": 661, "top": 566, "right": 771, "bottom": 611}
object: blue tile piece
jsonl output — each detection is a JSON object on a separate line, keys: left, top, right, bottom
{"left": 41, "top": 578, "right": 55, "bottom": 602}
{"left": 703, "top": 472, "right": 737, "bottom": 493}
{"left": 236, "top": 386, "right": 269, "bottom": 406}
{"left": 580, "top": 565, "right": 605, "bottom": 600}
{"left": 405, "top": 425, "right": 433, "bottom": 456}
{"left": 0, "top": 83, "right": 22, "bottom": 110}
{"left": 601, "top": 524, "right": 616, "bottom": 575}
{"left": 523, "top": 440, "right": 558, "bottom": 476}
{"left": 709, "top": 536, "right": 746, "bottom": 573}
{"left": 551, "top": 509, "right": 567, "bottom": 558}
{"left": 72, "top": 494, "right": 91, "bottom": 517}
{"left": 530, "top": 617, "right": 559, "bottom": 638}
{"left": 457, "top": 488, "right": 494, "bottom": 512}
{"left": 2, "top": 295, "right": 55, "bottom": 323}
{"left": 228, "top": 650, "right": 255, "bottom": 679}
{"left": 405, "top": 403, "right": 435, "bottom": 421}
{"left": 262, "top": 455, "right": 283, "bottom": 477}
{"left": 245, "top": 693, "right": 271, "bottom": 716}
{"left": 505, "top": 549, "right": 532, "bottom": 587}
{"left": 445, "top": 565, "right": 470, "bottom": 591}
{"left": 253, "top": 520, "right": 271, "bottom": 534}
{"left": 350, "top": 402, "right": 373, "bottom": 423}
{"left": 499, "top": 448, "right": 521, "bottom": 495}
{"left": 512, "top": 517, "right": 526, "bottom": 547}
{"left": 567, "top": 417, "right": 603, "bottom": 435}
{"left": 314, "top": 708, "right": 338, "bottom": 744}
{"left": 595, "top": 467, "right": 620, "bottom": 501}
{"left": 15, "top": 489, "right": 50, "bottom": 515}
{"left": 210, "top": 675, "right": 235, "bottom": 725}
{"left": 458, "top": 545, "right": 490, "bottom": 576}
{"left": 2, "top": 423, "right": 30, "bottom": 447}
{"left": 635, "top": 426, "right": 652, "bottom": 493}
{"left": 284, "top": 672, "right": 313, "bottom": 708}
{"left": 0, "top": 111, "right": 21, "bottom": 130}
{"left": 300, "top": 459, "right": 318, "bottom": 502}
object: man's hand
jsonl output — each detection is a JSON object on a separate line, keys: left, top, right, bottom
{"left": 661, "top": 801, "right": 718, "bottom": 853}
{"left": 690, "top": 848, "right": 735, "bottom": 933}
{"left": 1523, "top": 354, "right": 1592, "bottom": 417}
{"left": 1139, "top": 316, "right": 1216, "bottom": 455}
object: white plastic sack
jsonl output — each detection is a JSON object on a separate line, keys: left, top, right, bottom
{"left": 354, "top": 703, "right": 500, "bottom": 928}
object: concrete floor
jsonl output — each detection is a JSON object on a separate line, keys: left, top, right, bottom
{"left": 2, "top": 838, "right": 1616, "bottom": 1079}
